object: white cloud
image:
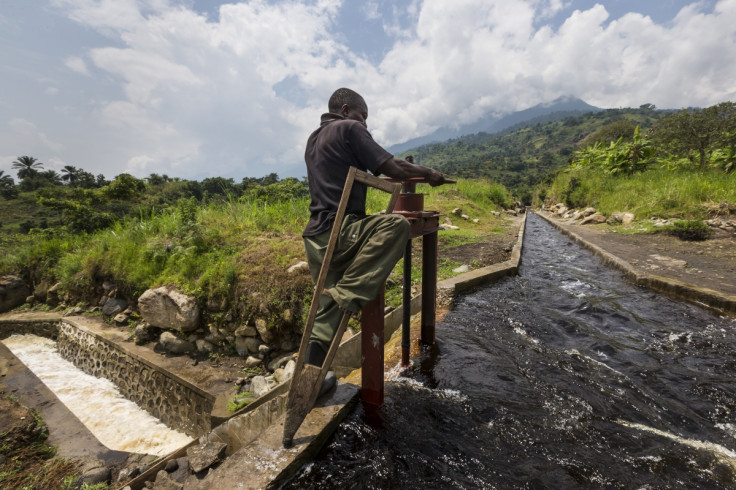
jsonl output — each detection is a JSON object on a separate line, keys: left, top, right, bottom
{"left": 64, "top": 56, "right": 90, "bottom": 75}
{"left": 4, "top": 0, "right": 735, "bottom": 180}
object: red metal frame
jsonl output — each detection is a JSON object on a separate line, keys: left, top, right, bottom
{"left": 360, "top": 176, "right": 450, "bottom": 407}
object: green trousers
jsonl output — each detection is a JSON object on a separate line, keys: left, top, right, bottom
{"left": 304, "top": 213, "right": 410, "bottom": 354}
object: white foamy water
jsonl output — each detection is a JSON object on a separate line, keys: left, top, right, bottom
{"left": 2, "top": 334, "right": 192, "bottom": 456}
{"left": 616, "top": 419, "right": 736, "bottom": 471}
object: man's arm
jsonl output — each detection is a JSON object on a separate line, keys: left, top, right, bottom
{"left": 377, "top": 157, "right": 445, "bottom": 187}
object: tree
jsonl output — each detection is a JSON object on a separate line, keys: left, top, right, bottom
{"left": 61, "top": 165, "right": 79, "bottom": 185}
{"left": 12, "top": 155, "right": 44, "bottom": 179}
{"left": 104, "top": 173, "right": 147, "bottom": 200}
{"left": 0, "top": 170, "right": 17, "bottom": 199}
{"left": 652, "top": 102, "right": 736, "bottom": 168}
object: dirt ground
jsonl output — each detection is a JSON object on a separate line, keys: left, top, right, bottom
{"left": 544, "top": 214, "right": 736, "bottom": 298}
{"left": 442, "top": 225, "right": 520, "bottom": 267}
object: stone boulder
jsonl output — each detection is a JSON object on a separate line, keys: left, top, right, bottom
{"left": 138, "top": 286, "right": 200, "bottom": 332}
{"left": 102, "top": 297, "right": 127, "bottom": 317}
{"left": 158, "top": 331, "right": 195, "bottom": 354}
{"left": 607, "top": 212, "right": 635, "bottom": 225}
{"left": 0, "top": 276, "right": 31, "bottom": 313}
{"left": 580, "top": 213, "right": 607, "bottom": 225}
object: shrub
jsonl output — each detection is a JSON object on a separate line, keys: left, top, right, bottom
{"left": 664, "top": 220, "right": 711, "bottom": 241}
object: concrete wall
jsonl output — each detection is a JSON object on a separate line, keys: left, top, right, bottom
{"left": 55, "top": 320, "right": 213, "bottom": 438}
{"left": 0, "top": 320, "right": 58, "bottom": 341}
{"left": 1, "top": 317, "right": 214, "bottom": 438}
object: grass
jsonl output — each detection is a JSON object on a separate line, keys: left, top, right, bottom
{"left": 544, "top": 166, "right": 736, "bottom": 222}
{"left": 2, "top": 178, "right": 515, "bottom": 343}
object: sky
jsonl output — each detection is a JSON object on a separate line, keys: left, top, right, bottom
{"left": 1, "top": 0, "right": 735, "bottom": 182}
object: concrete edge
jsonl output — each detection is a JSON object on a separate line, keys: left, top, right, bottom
{"left": 437, "top": 212, "right": 527, "bottom": 299}
{"left": 183, "top": 382, "right": 361, "bottom": 490}
{"left": 62, "top": 316, "right": 216, "bottom": 403}
{"left": 536, "top": 211, "right": 736, "bottom": 316}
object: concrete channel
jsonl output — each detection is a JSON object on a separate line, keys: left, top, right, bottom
{"left": 5, "top": 209, "right": 734, "bottom": 487}
{"left": 1, "top": 213, "right": 528, "bottom": 489}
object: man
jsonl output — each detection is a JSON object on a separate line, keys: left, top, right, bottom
{"left": 303, "top": 88, "right": 445, "bottom": 369}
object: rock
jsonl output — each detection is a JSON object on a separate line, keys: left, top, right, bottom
{"left": 0, "top": 275, "right": 31, "bottom": 313}
{"left": 453, "top": 265, "right": 470, "bottom": 273}
{"left": 46, "top": 282, "right": 60, "bottom": 306}
{"left": 282, "top": 359, "right": 295, "bottom": 380}
{"left": 280, "top": 337, "right": 297, "bottom": 352}
{"left": 234, "top": 337, "right": 249, "bottom": 357}
{"left": 452, "top": 207, "right": 462, "bottom": 216}
{"left": 505, "top": 209, "right": 517, "bottom": 216}
{"left": 154, "top": 469, "right": 183, "bottom": 489}
{"left": 102, "top": 297, "right": 127, "bottom": 317}
{"left": 556, "top": 206, "right": 568, "bottom": 216}
{"left": 244, "top": 337, "right": 262, "bottom": 354}
{"left": 250, "top": 375, "right": 277, "bottom": 397}
{"left": 607, "top": 212, "right": 635, "bottom": 225}
{"left": 167, "top": 457, "right": 189, "bottom": 482}
{"left": 25, "top": 295, "right": 36, "bottom": 305}
{"left": 268, "top": 352, "right": 296, "bottom": 371}
{"left": 204, "top": 325, "right": 225, "bottom": 343}
{"left": 581, "top": 207, "right": 597, "bottom": 218}
{"left": 80, "top": 466, "right": 111, "bottom": 486}
{"left": 580, "top": 213, "right": 607, "bottom": 225}
{"left": 64, "top": 305, "right": 86, "bottom": 317}
{"left": 255, "top": 318, "right": 273, "bottom": 343}
{"left": 234, "top": 324, "right": 257, "bottom": 337}
{"left": 138, "top": 286, "right": 200, "bottom": 332}
{"left": 491, "top": 211, "right": 500, "bottom": 217}
{"left": 440, "top": 224, "right": 460, "bottom": 230}
{"left": 134, "top": 322, "right": 156, "bottom": 344}
{"left": 195, "top": 339, "right": 215, "bottom": 354}
{"left": 461, "top": 214, "right": 470, "bottom": 220}
{"left": 33, "top": 281, "right": 50, "bottom": 303}
{"left": 158, "top": 331, "right": 195, "bottom": 355}
{"left": 244, "top": 356, "right": 262, "bottom": 368}
{"left": 117, "top": 466, "right": 141, "bottom": 482}
{"left": 473, "top": 218, "right": 480, "bottom": 223}
{"left": 164, "top": 459, "right": 179, "bottom": 473}
{"left": 258, "top": 344, "right": 270, "bottom": 356}
{"left": 186, "top": 441, "right": 227, "bottom": 474}
{"left": 287, "top": 261, "right": 309, "bottom": 274}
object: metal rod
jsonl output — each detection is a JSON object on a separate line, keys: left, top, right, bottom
{"left": 421, "top": 230, "right": 438, "bottom": 346}
{"left": 402, "top": 238, "right": 412, "bottom": 366}
{"left": 361, "top": 285, "right": 385, "bottom": 407}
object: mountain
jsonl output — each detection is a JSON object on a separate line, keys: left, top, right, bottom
{"left": 388, "top": 96, "right": 603, "bottom": 154}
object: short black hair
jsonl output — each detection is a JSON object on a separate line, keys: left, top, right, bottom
{"left": 328, "top": 88, "right": 366, "bottom": 113}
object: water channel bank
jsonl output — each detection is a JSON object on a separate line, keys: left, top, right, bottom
{"left": 5, "top": 208, "right": 736, "bottom": 487}
{"left": 287, "top": 212, "right": 736, "bottom": 488}
{"left": 537, "top": 211, "right": 736, "bottom": 315}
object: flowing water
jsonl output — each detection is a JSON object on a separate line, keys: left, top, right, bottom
{"left": 2, "top": 334, "right": 192, "bottom": 456}
{"left": 287, "top": 212, "right": 736, "bottom": 489}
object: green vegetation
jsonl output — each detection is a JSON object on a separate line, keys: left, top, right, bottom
{"left": 402, "top": 104, "right": 666, "bottom": 204}
{"left": 541, "top": 102, "right": 736, "bottom": 224}
{"left": 1, "top": 168, "right": 513, "bottom": 344}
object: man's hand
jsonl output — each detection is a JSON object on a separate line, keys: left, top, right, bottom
{"left": 425, "top": 168, "right": 445, "bottom": 187}
{"left": 379, "top": 157, "right": 447, "bottom": 186}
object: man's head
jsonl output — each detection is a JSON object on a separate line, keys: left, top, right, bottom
{"left": 328, "top": 88, "right": 368, "bottom": 126}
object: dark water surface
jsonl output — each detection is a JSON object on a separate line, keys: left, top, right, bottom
{"left": 286, "top": 213, "right": 736, "bottom": 489}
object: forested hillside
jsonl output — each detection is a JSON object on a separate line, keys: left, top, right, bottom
{"left": 400, "top": 104, "right": 667, "bottom": 204}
